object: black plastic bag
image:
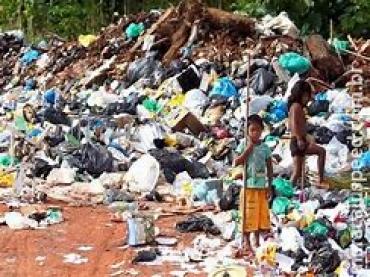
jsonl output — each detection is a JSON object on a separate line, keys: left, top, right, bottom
{"left": 219, "top": 183, "right": 241, "bottom": 211}
{"left": 250, "top": 68, "right": 275, "bottom": 95}
{"left": 126, "top": 53, "right": 162, "bottom": 86}
{"left": 186, "top": 161, "right": 210, "bottom": 179}
{"left": 132, "top": 249, "right": 160, "bottom": 264}
{"left": 149, "top": 149, "right": 210, "bottom": 183}
{"left": 176, "top": 215, "right": 220, "bottom": 235}
{"left": 80, "top": 142, "right": 114, "bottom": 177}
{"left": 308, "top": 100, "right": 329, "bottom": 116}
{"left": 176, "top": 66, "right": 200, "bottom": 92}
{"left": 43, "top": 107, "right": 70, "bottom": 126}
{"left": 318, "top": 200, "right": 339, "bottom": 210}
{"left": 32, "top": 158, "right": 55, "bottom": 178}
{"left": 336, "top": 129, "right": 354, "bottom": 149}
{"left": 311, "top": 126, "right": 334, "bottom": 144}
{"left": 303, "top": 233, "right": 326, "bottom": 251}
{"left": 311, "top": 245, "right": 341, "bottom": 274}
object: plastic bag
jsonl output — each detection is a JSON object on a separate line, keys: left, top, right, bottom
{"left": 280, "top": 227, "right": 303, "bottom": 252}
{"left": 250, "top": 68, "right": 275, "bottom": 95}
{"left": 273, "top": 178, "right": 294, "bottom": 198}
{"left": 353, "top": 151, "right": 370, "bottom": 170}
{"left": 209, "top": 77, "right": 238, "bottom": 98}
{"left": 44, "top": 89, "right": 59, "bottom": 105}
{"left": 176, "top": 215, "right": 221, "bottom": 235}
{"left": 324, "top": 136, "right": 349, "bottom": 174}
{"left": 80, "top": 142, "right": 114, "bottom": 177}
{"left": 124, "top": 154, "right": 159, "bottom": 193}
{"left": 308, "top": 100, "right": 329, "bottom": 116}
{"left": 264, "top": 100, "right": 288, "bottom": 123}
{"left": 278, "top": 52, "right": 311, "bottom": 74}
{"left": 0, "top": 171, "right": 15, "bottom": 187}
{"left": 219, "top": 183, "right": 241, "bottom": 211}
{"left": 0, "top": 154, "right": 19, "bottom": 168}
{"left": 335, "top": 228, "right": 351, "bottom": 249}
{"left": 332, "top": 38, "right": 349, "bottom": 54}
{"left": 176, "top": 66, "right": 201, "bottom": 92}
{"left": 125, "top": 23, "right": 145, "bottom": 39}
{"left": 272, "top": 197, "right": 291, "bottom": 215}
{"left": 44, "top": 107, "right": 70, "bottom": 126}
{"left": 78, "top": 34, "right": 97, "bottom": 47}
{"left": 173, "top": 172, "right": 192, "bottom": 196}
{"left": 21, "top": 49, "right": 40, "bottom": 66}
{"left": 303, "top": 220, "right": 329, "bottom": 237}
{"left": 249, "top": 95, "right": 273, "bottom": 115}
{"left": 310, "top": 245, "right": 341, "bottom": 274}
{"left": 142, "top": 98, "right": 162, "bottom": 113}
{"left": 329, "top": 90, "right": 352, "bottom": 113}
{"left": 259, "top": 12, "right": 299, "bottom": 39}
{"left": 311, "top": 126, "right": 334, "bottom": 144}
{"left": 46, "top": 168, "right": 76, "bottom": 184}
{"left": 126, "top": 53, "right": 163, "bottom": 85}
{"left": 184, "top": 89, "right": 209, "bottom": 115}
{"left": 149, "top": 148, "right": 209, "bottom": 183}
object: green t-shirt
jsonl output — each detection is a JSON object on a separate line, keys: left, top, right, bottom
{"left": 239, "top": 140, "right": 272, "bottom": 188}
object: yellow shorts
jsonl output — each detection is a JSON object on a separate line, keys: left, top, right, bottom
{"left": 240, "top": 188, "right": 270, "bottom": 233}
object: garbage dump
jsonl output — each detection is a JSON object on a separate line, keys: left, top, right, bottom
{"left": 0, "top": 0, "right": 370, "bottom": 275}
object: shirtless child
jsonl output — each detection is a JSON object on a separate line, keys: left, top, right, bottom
{"left": 288, "top": 80, "right": 329, "bottom": 189}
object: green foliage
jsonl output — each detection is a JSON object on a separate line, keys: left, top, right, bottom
{"left": 0, "top": 0, "right": 369, "bottom": 40}
{"left": 232, "top": 0, "right": 370, "bottom": 37}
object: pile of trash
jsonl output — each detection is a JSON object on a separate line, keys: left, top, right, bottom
{"left": 0, "top": 0, "right": 369, "bottom": 275}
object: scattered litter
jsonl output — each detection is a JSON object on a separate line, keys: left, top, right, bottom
{"left": 63, "top": 253, "right": 88, "bottom": 265}
{"left": 77, "top": 245, "right": 94, "bottom": 252}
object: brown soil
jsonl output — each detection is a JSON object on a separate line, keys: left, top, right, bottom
{"left": 0, "top": 204, "right": 207, "bottom": 277}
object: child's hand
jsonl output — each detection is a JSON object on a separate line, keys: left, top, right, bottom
{"left": 266, "top": 187, "right": 272, "bottom": 200}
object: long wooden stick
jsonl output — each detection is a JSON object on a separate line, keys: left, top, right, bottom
{"left": 240, "top": 54, "right": 251, "bottom": 251}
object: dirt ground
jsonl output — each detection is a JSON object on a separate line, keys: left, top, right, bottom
{"left": 0, "top": 204, "right": 208, "bottom": 277}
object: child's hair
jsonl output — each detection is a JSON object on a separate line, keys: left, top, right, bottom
{"left": 287, "top": 80, "right": 312, "bottom": 110}
{"left": 247, "top": 114, "right": 264, "bottom": 129}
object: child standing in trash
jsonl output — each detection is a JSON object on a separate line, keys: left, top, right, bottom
{"left": 234, "top": 114, "right": 273, "bottom": 255}
{"left": 288, "top": 80, "right": 329, "bottom": 189}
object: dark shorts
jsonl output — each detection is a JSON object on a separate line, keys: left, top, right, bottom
{"left": 290, "top": 137, "right": 308, "bottom": 157}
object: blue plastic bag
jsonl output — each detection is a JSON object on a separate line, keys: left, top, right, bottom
{"left": 21, "top": 49, "right": 40, "bottom": 66}
{"left": 353, "top": 151, "right": 370, "bottom": 170}
{"left": 314, "top": 92, "right": 328, "bottom": 101}
{"left": 27, "top": 128, "right": 42, "bottom": 138}
{"left": 24, "top": 79, "right": 36, "bottom": 91}
{"left": 209, "top": 77, "right": 238, "bottom": 98}
{"left": 44, "top": 89, "right": 58, "bottom": 105}
{"left": 278, "top": 52, "right": 311, "bottom": 74}
{"left": 265, "top": 100, "right": 288, "bottom": 123}
{"left": 193, "top": 182, "right": 207, "bottom": 201}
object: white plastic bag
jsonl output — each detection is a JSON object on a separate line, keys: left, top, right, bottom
{"left": 329, "top": 89, "right": 352, "bottom": 113}
{"left": 324, "top": 136, "right": 349, "bottom": 174}
{"left": 184, "top": 89, "right": 209, "bottom": 116}
{"left": 173, "top": 171, "right": 192, "bottom": 196}
{"left": 46, "top": 168, "right": 76, "bottom": 184}
{"left": 124, "top": 154, "right": 160, "bottom": 193}
{"left": 280, "top": 227, "right": 303, "bottom": 253}
{"left": 249, "top": 95, "right": 273, "bottom": 114}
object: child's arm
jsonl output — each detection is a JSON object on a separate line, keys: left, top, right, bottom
{"left": 233, "top": 142, "right": 254, "bottom": 166}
